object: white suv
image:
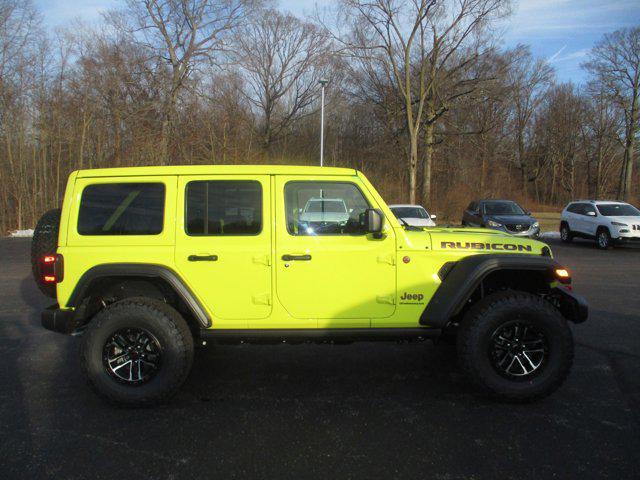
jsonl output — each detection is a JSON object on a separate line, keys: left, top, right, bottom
{"left": 560, "top": 200, "right": 640, "bottom": 249}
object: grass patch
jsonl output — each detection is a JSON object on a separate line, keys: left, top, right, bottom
{"left": 532, "top": 211, "right": 560, "bottom": 232}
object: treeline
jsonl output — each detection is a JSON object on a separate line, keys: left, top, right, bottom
{"left": 0, "top": 0, "right": 638, "bottom": 232}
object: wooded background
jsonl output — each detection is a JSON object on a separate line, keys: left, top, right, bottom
{"left": 1, "top": 0, "right": 638, "bottom": 232}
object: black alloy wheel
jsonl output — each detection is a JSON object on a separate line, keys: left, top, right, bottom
{"left": 489, "top": 321, "right": 548, "bottom": 379}
{"left": 103, "top": 328, "right": 162, "bottom": 385}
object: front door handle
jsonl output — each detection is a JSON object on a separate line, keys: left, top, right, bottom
{"left": 282, "top": 254, "right": 311, "bottom": 261}
{"left": 188, "top": 254, "right": 218, "bottom": 262}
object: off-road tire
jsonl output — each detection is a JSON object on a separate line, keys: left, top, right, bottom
{"left": 559, "top": 222, "right": 573, "bottom": 243}
{"left": 31, "top": 208, "right": 61, "bottom": 297}
{"left": 457, "top": 291, "right": 573, "bottom": 402}
{"left": 596, "top": 228, "right": 612, "bottom": 250}
{"left": 80, "top": 297, "right": 194, "bottom": 407}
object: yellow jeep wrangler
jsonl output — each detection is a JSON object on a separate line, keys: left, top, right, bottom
{"left": 32, "top": 165, "right": 587, "bottom": 406}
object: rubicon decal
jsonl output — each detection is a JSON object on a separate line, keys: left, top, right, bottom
{"left": 441, "top": 241, "right": 532, "bottom": 252}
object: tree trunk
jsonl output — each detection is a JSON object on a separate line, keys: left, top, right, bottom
{"left": 422, "top": 121, "right": 434, "bottom": 207}
{"left": 408, "top": 134, "right": 418, "bottom": 204}
{"left": 517, "top": 129, "right": 527, "bottom": 199}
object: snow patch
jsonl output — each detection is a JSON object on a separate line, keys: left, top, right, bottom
{"left": 9, "top": 229, "right": 34, "bottom": 238}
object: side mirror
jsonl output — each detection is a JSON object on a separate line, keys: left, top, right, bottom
{"left": 430, "top": 214, "right": 437, "bottom": 220}
{"left": 525, "top": 210, "right": 531, "bottom": 216}
{"left": 363, "top": 208, "right": 384, "bottom": 236}
{"left": 586, "top": 211, "right": 597, "bottom": 217}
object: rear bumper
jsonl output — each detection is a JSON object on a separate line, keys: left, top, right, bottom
{"left": 41, "top": 304, "right": 78, "bottom": 335}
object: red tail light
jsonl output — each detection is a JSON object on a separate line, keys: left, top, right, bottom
{"left": 40, "top": 254, "right": 64, "bottom": 284}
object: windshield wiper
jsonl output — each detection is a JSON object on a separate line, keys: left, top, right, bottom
{"left": 398, "top": 217, "right": 423, "bottom": 231}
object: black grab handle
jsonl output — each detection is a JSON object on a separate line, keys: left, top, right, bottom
{"left": 188, "top": 255, "right": 218, "bottom": 262}
{"left": 282, "top": 254, "right": 312, "bottom": 261}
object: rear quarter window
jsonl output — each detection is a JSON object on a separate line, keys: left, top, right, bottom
{"left": 77, "top": 183, "right": 165, "bottom": 235}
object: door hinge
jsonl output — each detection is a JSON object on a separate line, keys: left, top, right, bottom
{"left": 376, "top": 295, "right": 396, "bottom": 305}
{"left": 252, "top": 293, "right": 271, "bottom": 305}
{"left": 253, "top": 254, "right": 271, "bottom": 266}
{"left": 377, "top": 254, "right": 396, "bottom": 266}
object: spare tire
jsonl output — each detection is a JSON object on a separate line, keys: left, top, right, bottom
{"left": 31, "top": 208, "right": 61, "bottom": 298}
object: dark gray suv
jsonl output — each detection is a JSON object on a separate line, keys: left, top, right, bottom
{"left": 462, "top": 200, "right": 540, "bottom": 238}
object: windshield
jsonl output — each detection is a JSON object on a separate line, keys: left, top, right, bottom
{"left": 391, "top": 207, "right": 428, "bottom": 219}
{"left": 306, "top": 200, "right": 346, "bottom": 213}
{"left": 596, "top": 203, "right": 640, "bottom": 217}
{"left": 483, "top": 201, "right": 526, "bottom": 215}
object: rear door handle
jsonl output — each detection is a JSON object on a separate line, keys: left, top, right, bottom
{"left": 188, "top": 254, "right": 218, "bottom": 262}
{"left": 282, "top": 254, "right": 311, "bottom": 261}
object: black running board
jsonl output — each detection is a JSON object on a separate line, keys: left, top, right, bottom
{"left": 198, "top": 328, "right": 441, "bottom": 344}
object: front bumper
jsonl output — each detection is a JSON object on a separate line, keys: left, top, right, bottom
{"left": 553, "top": 286, "right": 588, "bottom": 323}
{"left": 41, "top": 304, "right": 78, "bottom": 335}
{"left": 614, "top": 236, "right": 640, "bottom": 245}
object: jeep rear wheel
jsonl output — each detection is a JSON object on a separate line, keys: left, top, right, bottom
{"left": 80, "top": 298, "right": 194, "bottom": 406}
{"left": 457, "top": 291, "right": 573, "bottom": 402}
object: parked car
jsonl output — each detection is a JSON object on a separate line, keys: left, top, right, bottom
{"left": 560, "top": 200, "right": 640, "bottom": 249}
{"left": 389, "top": 204, "right": 436, "bottom": 227}
{"left": 462, "top": 200, "right": 540, "bottom": 238}
{"left": 299, "top": 198, "right": 350, "bottom": 223}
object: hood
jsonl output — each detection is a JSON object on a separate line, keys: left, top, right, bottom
{"left": 400, "top": 227, "right": 548, "bottom": 255}
{"left": 605, "top": 216, "right": 640, "bottom": 224}
{"left": 400, "top": 217, "right": 436, "bottom": 227}
{"left": 485, "top": 214, "right": 534, "bottom": 225}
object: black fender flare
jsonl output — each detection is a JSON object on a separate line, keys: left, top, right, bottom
{"left": 419, "top": 254, "right": 586, "bottom": 328}
{"left": 66, "top": 263, "right": 211, "bottom": 327}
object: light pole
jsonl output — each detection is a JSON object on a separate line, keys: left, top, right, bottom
{"left": 319, "top": 78, "right": 328, "bottom": 166}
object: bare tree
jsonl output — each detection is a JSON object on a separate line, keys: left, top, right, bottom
{"left": 0, "top": 0, "right": 43, "bottom": 230}
{"left": 506, "top": 45, "right": 553, "bottom": 198}
{"left": 237, "top": 9, "right": 333, "bottom": 153}
{"left": 338, "top": 0, "right": 508, "bottom": 204}
{"left": 124, "top": 0, "right": 255, "bottom": 162}
{"left": 418, "top": 0, "right": 509, "bottom": 206}
{"left": 584, "top": 27, "right": 640, "bottom": 201}
{"left": 337, "top": 0, "right": 438, "bottom": 203}
{"left": 582, "top": 82, "right": 623, "bottom": 199}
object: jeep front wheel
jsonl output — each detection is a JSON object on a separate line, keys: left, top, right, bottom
{"left": 80, "top": 298, "right": 194, "bottom": 406}
{"left": 457, "top": 291, "right": 573, "bottom": 402}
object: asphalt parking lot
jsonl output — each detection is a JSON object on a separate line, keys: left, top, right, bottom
{"left": 0, "top": 237, "right": 638, "bottom": 479}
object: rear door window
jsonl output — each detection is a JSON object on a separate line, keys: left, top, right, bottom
{"left": 78, "top": 183, "right": 165, "bottom": 235}
{"left": 185, "top": 180, "right": 262, "bottom": 235}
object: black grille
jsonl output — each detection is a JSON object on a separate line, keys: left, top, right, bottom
{"left": 506, "top": 223, "right": 531, "bottom": 232}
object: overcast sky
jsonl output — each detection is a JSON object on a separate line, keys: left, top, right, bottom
{"left": 34, "top": 0, "right": 640, "bottom": 83}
